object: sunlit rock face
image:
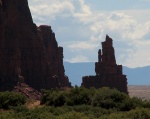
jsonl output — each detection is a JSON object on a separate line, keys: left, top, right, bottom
{"left": 0, "top": 0, "right": 71, "bottom": 91}
{"left": 82, "top": 35, "right": 128, "bottom": 94}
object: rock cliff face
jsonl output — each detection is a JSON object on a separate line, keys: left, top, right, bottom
{"left": 82, "top": 35, "right": 128, "bottom": 93}
{"left": 0, "top": 0, "right": 71, "bottom": 91}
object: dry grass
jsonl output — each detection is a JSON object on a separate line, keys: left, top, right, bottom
{"left": 25, "top": 99, "right": 41, "bottom": 109}
{"left": 128, "top": 85, "right": 150, "bottom": 100}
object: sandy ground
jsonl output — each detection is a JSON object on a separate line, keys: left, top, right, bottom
{"left": 128, "top": 85, "right": 150, "bottom": 100}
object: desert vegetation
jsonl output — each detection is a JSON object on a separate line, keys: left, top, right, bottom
{"left": 0, "top": 92, "right": 27, "bottom": 109}
{"left": 0, "top": 87, "right": 150, "bottom": 119}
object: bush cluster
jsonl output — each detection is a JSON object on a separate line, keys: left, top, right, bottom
{"left": 1, "top": 87, "right": 150, "bottom": 119}
{"left": 41, "top": 86, "right": 94, "bottom": 106}
{"left": 1, "top": 105, "right": 150, "bottom": 119}
{"left": 41, "top": 86, "right": 150, "bottom": 111}
{"left": 0, "top": 91, "right": 27, "bottom": 109}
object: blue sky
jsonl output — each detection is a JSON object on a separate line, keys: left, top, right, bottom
{"left": 28, "top": 0, "right": 150, "bottom": 68}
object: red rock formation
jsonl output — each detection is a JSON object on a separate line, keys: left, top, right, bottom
{"left": 38, "top": 25, "right": 71, "bottom": 88}
{"left": 14, "top": 82, "right": 42, "bottom": 100}
{"left": 82, "top": 35, "right": 128, "bottom": 93}
{"left": 0, "top": 0, "right": 71, "bottom": 91}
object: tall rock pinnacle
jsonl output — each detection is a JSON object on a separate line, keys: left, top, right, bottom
{"left": 82, "top": 35, "right": 128, "bottom": 93}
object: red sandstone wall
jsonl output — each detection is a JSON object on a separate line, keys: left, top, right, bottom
{"left": 0, "top": 0, "right": 71, "bottom": 90}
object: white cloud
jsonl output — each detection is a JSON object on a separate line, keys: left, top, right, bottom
{"left": 124, "top": 49, "right": 150, "bottom": 68}
{"left": 73, "top": 0, "right": 92, "bottom": 24}
{"left": 68, "top": 41, "right": 99, "bottom": 50}
{"left": 66, "top": 55, "right": 89, "bottom": 63}
{"left": 107, "top": 12, "right": 136, "bottom": 31}
{"left": 28, "top": 0, "right": 74, "bottom": 24}
{"left": 28, "top": 0, "right": 150, "bottom": 68}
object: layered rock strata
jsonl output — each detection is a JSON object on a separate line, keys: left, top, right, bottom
{"left": 82, "top": 35, "right": 128, "bottom": 93}
{"left": 0, "top": 0, "right": 71, "bottom": 91}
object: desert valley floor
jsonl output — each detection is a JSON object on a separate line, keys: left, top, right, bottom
{"left": 128, "top": 85, "right": 150, "bottom": 100}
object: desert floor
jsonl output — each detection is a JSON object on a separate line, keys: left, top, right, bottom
{"left": 128, "top": 85, "right": 150, "bottom": 100}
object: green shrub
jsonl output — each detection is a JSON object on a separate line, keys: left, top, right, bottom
{"left": 40, "top": 86, "right": 149, "bottom": 112}
{"left": 142, "top": 100, "right": 150, "bottom": 108}
{"left": 92, "top": 87, "right": 128, "bottom": 110}
{"left": 120, "top": 97, "right": 143, "bottom": 111}
{"left": 1, "top": 105, "right": 150, "bottom": 119}
{"left": 41, "top": 89, "right": 66, "bottom": 107}
{"left": 66, "top": 86, "right": 91, "bottom": 106}
{"left": 56, "top": 111, "right": 89, "bottom": 119}
{"left": 38, "top": 112, "right": 56, "bottom": 119}
{"left": 41, "top": 86, "right": 92, "bottom": 106}
{"left": 128, "top": 108, "right": 150, "bottom": 119}
{"left": 99, "top": 108, "right": 150, "bottom": 119}
{"left": 0, "top": 92, "right": 27, "bottom": 109}
{"left": 11, "top": 106, "right": 56, "bottom": 119}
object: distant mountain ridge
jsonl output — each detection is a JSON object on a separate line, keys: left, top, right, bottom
{"left": 64, "top": 62, "right": 150, "bottom": 86}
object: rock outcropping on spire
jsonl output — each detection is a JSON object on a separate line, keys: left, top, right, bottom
{"left": 82, "top": 35, "right": 128, "bottom": 93}
{"left": 0, "top": 0, "right": 71, "bottom": 91}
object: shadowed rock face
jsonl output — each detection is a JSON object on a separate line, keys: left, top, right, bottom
{"left": 0, "top": 0, "right": 71, "bottom": 91}
{"left": 82, "top": 35, "right": 128, "bottom": 94}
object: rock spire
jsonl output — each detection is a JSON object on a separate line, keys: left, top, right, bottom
{"left": 82, "top": 35, "right": 128, "bottom": 93}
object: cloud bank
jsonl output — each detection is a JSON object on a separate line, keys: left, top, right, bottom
{"left": 28, "top": 0, "right": 150, "bottom": 68}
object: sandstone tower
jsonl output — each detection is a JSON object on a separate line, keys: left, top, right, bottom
{"left": 0, "top": 0, "right": 71, "bottom": 90}
{"left": 82, "top": 35, "right": 128, "bottom": 93}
